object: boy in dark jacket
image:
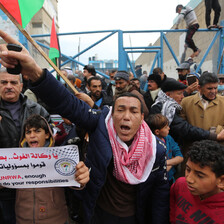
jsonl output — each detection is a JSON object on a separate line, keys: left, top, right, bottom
{"left": 147, "top": 114, "right": 183, "bottom": 185}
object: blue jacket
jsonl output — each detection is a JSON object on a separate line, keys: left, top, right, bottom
{"left": 30, "top": 70, "right": 169, "bottom": 224}
{"left": 164, "top": 135, "right": 183, "bottom": 181}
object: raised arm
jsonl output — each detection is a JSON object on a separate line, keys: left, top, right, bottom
{"left": 0, "top": 30, "right": 100, "bottom": 130}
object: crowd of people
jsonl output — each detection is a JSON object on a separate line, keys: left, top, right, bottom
{"left": 0, "top": 28, "right": 224, "bottom": 224}
{"left": 0, "top": 1, "right": 223, "bottom": 224}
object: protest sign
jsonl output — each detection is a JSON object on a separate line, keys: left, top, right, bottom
{"left": 0, "top": 145, "right": 80, "bottom": 188}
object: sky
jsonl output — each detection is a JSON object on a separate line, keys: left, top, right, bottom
{"left": 57, "top": 0, "right": 190, "bottom": 66}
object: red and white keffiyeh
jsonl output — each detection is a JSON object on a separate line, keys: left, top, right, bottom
{"left": 105, "top": 108, "right": 156, "bottom": 184}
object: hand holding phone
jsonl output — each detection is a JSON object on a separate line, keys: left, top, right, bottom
{"left": 6, "top": 43, "right": 22, "bottom": 74}
{"left": 187, "top": 75, "right": 197, "bottom": 85}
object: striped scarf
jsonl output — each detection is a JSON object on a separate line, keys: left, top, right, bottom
{"left": 105, "top": 108, "right": 156, "bottom": 184}
{"left": 153, "top": 90, "right": 182, "bottom": 125}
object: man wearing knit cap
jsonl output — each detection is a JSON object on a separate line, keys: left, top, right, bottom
{"left": 143, "top": 74, "right": 162, "bottom": 112}
{"left": 150, "top": 78, "right": 224, "bottom": 146}
{"left": 114, "top": 71, "right": 149, "bottom": 118}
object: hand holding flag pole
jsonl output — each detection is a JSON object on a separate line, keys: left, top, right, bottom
{"left": 0, "top": 2, "right": 78, "bottom": 94}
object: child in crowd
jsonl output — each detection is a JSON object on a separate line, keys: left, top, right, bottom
{"left": 170, "top": 140, "right": 224, "bottom": 223}
{"left": 147, "top": 114, "right": 183, "bottom": 185}
{"left": 17, "top": 114, "right": 89, "bottom": 224}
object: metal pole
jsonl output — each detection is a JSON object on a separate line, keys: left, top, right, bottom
{"left": 160, "top": 32, "right": 164, "bottom": 69}
{"left": 118, "top": 30, "right": 127, "bottom": 71}
{"left": 217, "top": 20, "right": 224, "bottom": 74}
{"left": 196, "top": 31, "right": 220, "bottom": 73}
{"left": 163, "top": 34, "right": 180, "bottom": 66}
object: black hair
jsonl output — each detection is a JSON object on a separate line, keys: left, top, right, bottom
{"left": 153, "top": 67, "right": 163, "bottom": 76}
{"left": 146, "top": 114, "right": 169, "bottom": 133}
{"left": 87, "top": 76, "right": 102, "bottom": 87}
{"left": 187, "top": 140, "right": 224, "bottom": 177}
{"left": 199, "top": 71, "right": 219, "bottom": 87}
{"left": 176, "top": 4, "right": 183, "bottom": 13}
{"left": 112, "top": 92, "right": 143, "bottom": 114}
{"left": 67, "top": 74, "right": 76, "bottom": 82}
{"left": 131, "top": 78, "right": 140, "bottom": 82}
{"left": 83, "top": 65, "right": 96, "bottom": 76}
{"left": 24, "top": 114, "right": 49, "bottom": 134}
{"left": 110, "top": 69, "right": 117, "bottom": 74}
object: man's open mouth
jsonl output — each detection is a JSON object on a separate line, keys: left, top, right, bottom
{"left": 120, "top": 125, "right": 130, "bottom": 131}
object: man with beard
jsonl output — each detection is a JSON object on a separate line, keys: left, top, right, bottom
{"left": 176, "top": 62, "right": 198, "bottom": 96}
{"left": 87, "top": 76, "right": 113, "bottom": 109}
{"left": 130, "top": 78, "right": 145, "bottom": 95}
{"left": 114, "top": 71, "right": 149, "bottom": 118}
{"left": 80, "top": 65, "right": 107, "bottom": 94}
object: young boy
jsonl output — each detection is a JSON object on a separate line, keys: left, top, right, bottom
{"left": 17, "top": 114, "right": 89, "bottom": 224}
{"left": 147, "top": 114, "right": 183, "bottom": 184}
{"left": 170, "top": 140, "right": 224, "bottom": 223}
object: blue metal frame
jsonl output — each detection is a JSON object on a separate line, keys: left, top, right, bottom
{"left": 218, "top": 20, "right": 224, "bottom": 74}
{"left": 30, "top": 24, "right": 224, "bottom": 80}
{"left": 196, "top": 31, "right": 220, "bottom": 73}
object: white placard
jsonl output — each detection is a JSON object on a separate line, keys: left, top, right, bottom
{"left": 0, "top": 145, "right": 80, "bottom": 188}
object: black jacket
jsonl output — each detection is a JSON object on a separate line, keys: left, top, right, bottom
{"left": 143, "top": 91, "right": 155, "bottom": 112}
{"left": 150, "top": 102, "right": 213, "bottom": 143}
{"left": 91, "top": 91, "right": 113, "bottom": 109}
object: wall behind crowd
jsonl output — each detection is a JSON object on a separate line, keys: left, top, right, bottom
{"left": 136, "top": 0, "right": 224, "bottom": 79}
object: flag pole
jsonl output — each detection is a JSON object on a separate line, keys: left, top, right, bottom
{"left": 217, "top": 48, "right": 224, "bottom": 74}
{"left": 0, "top": 3, "right": 78, "bottom": 94}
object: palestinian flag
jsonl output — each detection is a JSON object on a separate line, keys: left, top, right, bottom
{"left": 0, "top": 0, "right": 45, "bottom": 28}
{"left": 49, "top": 17, "right": 60, "bottom": 66}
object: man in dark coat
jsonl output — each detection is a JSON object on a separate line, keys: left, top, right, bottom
{"left": 87, "top": 76, "right": 113, "bottom": 109}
